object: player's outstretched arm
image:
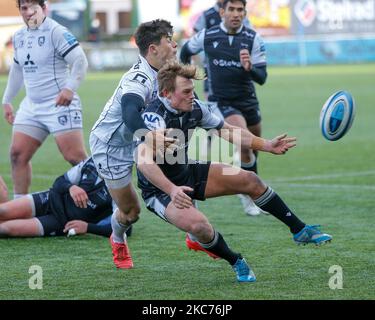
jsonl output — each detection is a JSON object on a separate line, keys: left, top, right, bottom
{"left": 218, "top": 122, "right": 296, "bottom": 155}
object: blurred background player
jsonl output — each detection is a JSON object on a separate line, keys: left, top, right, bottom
{"left": 0, "top": 157, "right": 132, "bottom": 239}
{"left": 180, "top": 0, "right": 267, "bottom": 216}
{"left": 136, "top": 61, "right": 332, "bottom": 283}
{"left": 192, "top": 0, "right": 252, "bottom": 159}
{"left": 194, "top": 0, "right": 252, "bottom": 33}
{"left": 89, "top": 19, "right": 180, "bottom": 269}
{"left": 2, "top": 0, "right": 88, "bottom": 199}
{"left": 193, "top": 0, "right": 252, "bottom": 98}
{"left": 0, "top": 176, "right": 8, "bottom": 204}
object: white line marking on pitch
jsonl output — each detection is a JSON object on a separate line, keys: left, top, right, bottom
{"left": 270, "top": 170, "right": 375, "bottom": 183}
{"left": 270, "top": 182, "right": 375, "bottom": 191}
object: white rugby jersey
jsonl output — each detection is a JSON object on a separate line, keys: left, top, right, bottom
{"left": 91, "top": 55, "right": 158, "bottom": 146}
{"left": 12, "top": 17, "right": 80, "bottom": 104}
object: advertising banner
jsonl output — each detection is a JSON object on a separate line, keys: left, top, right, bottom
{"left": 291, "top": 0, "right": 375, "bottom": 35}
{"left": 247, "top": 0, "right": 375, "bottom": 36}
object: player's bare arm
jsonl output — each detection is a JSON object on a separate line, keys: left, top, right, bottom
{"left": 2, "top": 103, "right": 15, "bottom": 125}
{"left": 69, "top": 185, "right": 88, "bottom": 209}
{"left": 136, "top": 143, "right": 193, "bottom": 209}
{"left": 218, "top": 122, "right": 297, "bottom": 155}
{"left": 55, "top": 88, "right": 74, "bottom": 107}
{"left": 63, "top": 220, "right": 88, "bottom": 235}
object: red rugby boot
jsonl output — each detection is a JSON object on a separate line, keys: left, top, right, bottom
{"left": 185, "top": 234, "right": 220, "bottom": 260}
{"left": 110, "top": 235, "right": 134, "bottom": 269}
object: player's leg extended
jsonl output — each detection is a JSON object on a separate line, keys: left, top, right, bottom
{"left": 205, "top": 163, "right": 332, "bottom": 245}
{"left": 55, "top": 130, "right": 88, "bottom": 165}
{"left": 165, "top": 202, "right": 256, "bottom": 282}
{"left": 205, "top": 163, "right": 304, "bottom": 232}
{"left": 107, "top": 183, "right": 140, "bottom": 269}
{"left": 0, "top": 218, "right": 43, "bottom": 237}
{"left": 89, "top": 134, "right": 136, "bottom": 268}
{"left": 10, "top": 131, "right": 42, "bottom": 197}
{"left": 108, "top": 183, "right": 141, "bottom": 231}
{"left": 0, "top": 196, "right": 34, "bottom": 222}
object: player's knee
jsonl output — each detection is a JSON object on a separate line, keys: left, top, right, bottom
{"left": 0, "top": 224, "right": 12, "bottom": 237}
{"left": 0, "top": 188, "right": 8, "bottom": 204}
{"left": 189, "top": 220, "right": 212, "bottom": 238}
{"left": 63, "top": 151, "right": 87, "bottom": 166}
{"left": 128, "top": 205, "right": 140, "bottom": 223}
{"left": 10, "top": 147, "right": 29, "bottom": 167}
{"left": 242, "top": 171, "right": 266, "bottom": 195}
{"left": 0, "top": 205, "right": 6, "bottom": 216}
{"left": 117, "top": 206, "right": 140, "bottom": 225}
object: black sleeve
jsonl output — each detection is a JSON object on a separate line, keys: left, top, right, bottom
{"left": 180, "top": 42, "right": 194, "bottom": 64}
{"left": 52, "top": 175, "right": 73, "bottom": 194}
{"left": 87, "top": 223, "right": 112, "bottom": 237}
{"left": 249, "top": 65, "right": 267, "bottom": 85}
{"left": 121, "top": 93, "right": 150, "bottom": 140}
{"left": 78, "top": 162, "right": 100, "bottom": 193}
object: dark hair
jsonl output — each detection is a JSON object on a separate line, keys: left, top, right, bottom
{"left": 222, "top": 0, "right": 247, "bottom": 9}
{"left": 17, "top": 0, "right": 46, "bottom": 8}
{"left": 158, "top": 61, "right": 202, "bottom": 93}
{"left": 134, "top": 19, "right": 173, "bottom": 57}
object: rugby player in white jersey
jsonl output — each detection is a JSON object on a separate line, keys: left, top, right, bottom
{"left": 2, "top": 0, "right": 88, "bottom": 199}
{"left": 90, "top": 20, "right": 186, "bottom": 269}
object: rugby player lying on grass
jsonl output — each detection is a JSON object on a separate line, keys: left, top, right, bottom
{"left": 0, "top": 157, "right": 132, "bottom": 238}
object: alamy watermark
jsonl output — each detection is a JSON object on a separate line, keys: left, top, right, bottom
{"left": 328, "top": 265, "right": 343, "bottom": 290}
{"left": 28, "top": 265, "right": 43, "bottom": 290}
{"left": 134, "top": 128, "right": 243, "bottom": 176}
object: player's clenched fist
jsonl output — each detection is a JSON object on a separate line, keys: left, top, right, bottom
{"left": 240, "top": 49, "right": 252, "bottom": 71}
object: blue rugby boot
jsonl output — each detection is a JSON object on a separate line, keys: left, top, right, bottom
{"left": 232, "top": 258, "right": 256, "bottom": 283}
{"left": 293, "top": 225, "right": 332, "bottom": 246}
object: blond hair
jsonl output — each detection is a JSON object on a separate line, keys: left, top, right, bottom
{"left": 157, "top": 61, "right": 203, "bottom": 93}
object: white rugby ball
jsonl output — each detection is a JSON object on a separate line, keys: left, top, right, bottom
{"left": 320, "top": 90, "right": 356, "bottom": 141}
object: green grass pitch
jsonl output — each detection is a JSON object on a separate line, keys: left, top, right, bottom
{"left": 0, "top": 64, "right": 374, "bottom": 300}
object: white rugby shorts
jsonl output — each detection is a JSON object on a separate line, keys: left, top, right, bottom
{"left": 13, "top": 96, "right": 83, "bottom": 141}
{"left": 89, "top": 133, "right": 136, "bottom": 189}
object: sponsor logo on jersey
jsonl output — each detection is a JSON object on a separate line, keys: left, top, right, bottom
{"left": 38, "top": 36, "right": 45, "bottom": 46}
{"left": 151, "top": 90, "right": 158, "bottom": 100}
{"left": 213, "top": 41, "right": 219, "bottom": 48}
{"left": 63, "top": 32, "right": 77, "bottom": 45}
{"left": 24, "top": 54, "right": 38, "bottom": 73}
{"left": 142, "top": 112, "right": 166, "bottom": 130}
{"left": 212, "top": 59, "right": 242, "bottom": 68}
{"left": 132, "top": 73, "right": 149, "bottom": 85}
{"left": 206, "top": 28, "right": 220, "bottom": 35}
{"left": 24, "top": 54, "right": 35, "bottom": 66}
{"left": 58, "top": 115, "right": 68, "bottom": 126}
{"left": 209, "top": 18, "right": 216, "bottom": 26}
{"left": 72, "top": 111, "right": 82, "bottom": 125}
